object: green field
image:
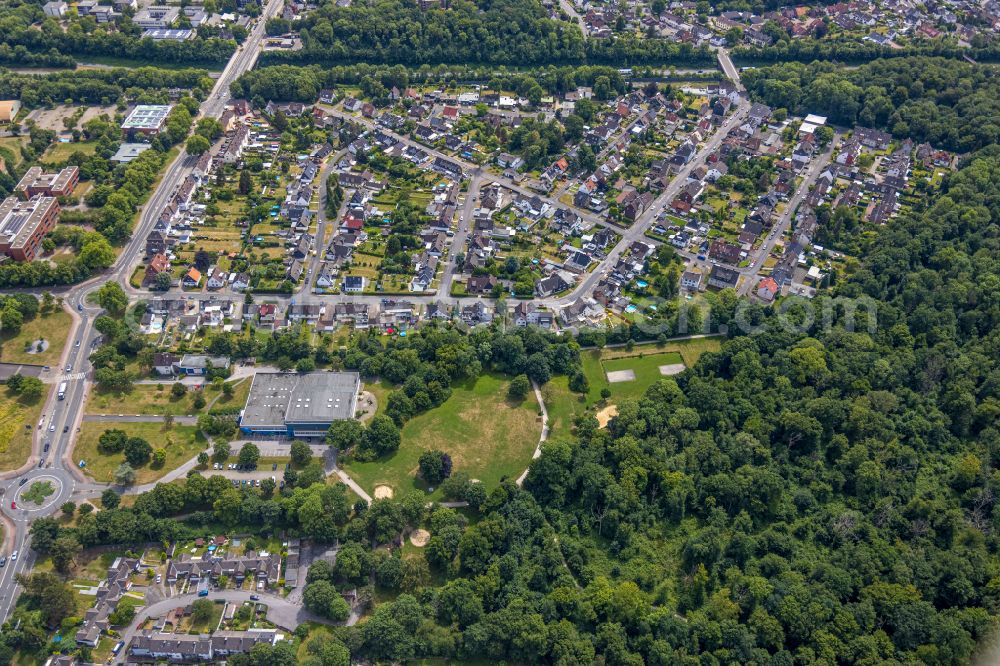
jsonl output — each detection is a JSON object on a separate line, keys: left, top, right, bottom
{"left": 579, "top": 337, "right": 723, "bottom": 405}
{"left": 41, "top": 140, "right": 98, "bottom": 163}
{"left": 540, "top": 375, "right": 587, "bottom": 443}
{"left": 0, "top": 388, "right": 44, "bottom": 470}
{"left": 86, "top": 378, "right": 252, "bottom": 416}
{"left": 343, "top": 374, "right": 541, "bottom": 498}
{"left": 0, "top": 308, "right": 72, "bottom": 367}
{"left": 75, "top": 421, "right": 207, "bottom": 484}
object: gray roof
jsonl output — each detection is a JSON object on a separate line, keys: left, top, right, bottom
{"left": 241, "top": 372, "right": 360, "bottom": 428}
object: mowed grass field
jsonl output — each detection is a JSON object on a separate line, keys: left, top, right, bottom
{"left": 41, "top": 140, "right": 98, "bottom": 163}
{"left": 86, "top": 378, "right": 252, "bottom": 416}
{"left": 75, "top": 421, "right": 207, "bottom": 484}
{"left": 343, "top": 374, "right": 541, "bottom": 499}
{"left": 0, "top": 388, "right": 44, "bottom": 469}
{"left": 0, "top": 308, "right": 72, "bottom": 367}
{"left": 580, "top": 336, "right": 724, "bottom": 404}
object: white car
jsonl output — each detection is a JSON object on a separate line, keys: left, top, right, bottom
{"left": 11, "top": 551, "right": 17, "bottom": 561}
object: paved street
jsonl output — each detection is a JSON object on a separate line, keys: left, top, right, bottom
{"left": 112, "top": 589, "right": 332, "bottom": 664}
{"left": 554, "top": 99, "right": 752, "bottom": 307}
{"left": 738, "top": 132, "right": 840, "bottom": 296}
{"left": 0, "top": 0, "right": 285, "bottom": 626}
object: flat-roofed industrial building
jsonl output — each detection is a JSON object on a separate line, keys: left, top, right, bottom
{"left": 239, "top": 371, "right": 360, "bottom": 437}
{"left": 121, "top": 104, "right": 172, "bottom": 136}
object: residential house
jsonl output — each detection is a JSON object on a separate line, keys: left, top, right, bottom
{"left": 707, "top": 265, "right": 739, "bottom": 289}
{"left": 756, "top": 276, "right": 779, "bottom": 301}
{"left": 182, "top": 268, "right": 202, "bottom": 288}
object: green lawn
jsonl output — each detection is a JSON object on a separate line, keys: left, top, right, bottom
{"left": 185, "top": 600, "right": 225, "bottom": 634}
{"left": 0, "top": 388, "right": 44, "bottom": 470}
{"left": 578, "top": 337, "right": 724, "bottom": 406}
{"left": 86, "top": 378, "right": 251, "bottom": 416}
{"left": 343, "top": 374, "right": 541, "bottom": 499}
{"left": 41, "top": 140, "right": 98, "bottom": 163}
{"left": 582, "top": 350, "right": 684, "bottom": 404}
{"left": 541, "top": 375, "right": 587, "bottom": 443}
{"left": 0, "top": 308, "right": 72, "bottom": 367}
{"left": 75, "top": 421, "right": 207, "bottom": 484}
{"left": 87, "top": 384, "right": 206, "bottom": 416}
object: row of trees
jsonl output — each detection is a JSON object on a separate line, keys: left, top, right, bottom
{"left": 734, "top": 36, "right": 1000, "bottom": 67}
{"left": 0, "top": 66, "right": 211, "bottom": 109}
{"left": 231, "top": 62, "right": 631, "bottom": 104}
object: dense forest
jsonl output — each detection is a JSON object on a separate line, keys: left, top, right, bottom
{"left": 733, "top": 38, "right": 1000, "bottom": 67}
{"left": 260, "top": 0, "right": 713, "bottom": 67}
{"left": 324, "top": 144, "right": 1000, "bottom": 664}
{"left": 743, "top": 57, "right": 1000, "bottom": 152}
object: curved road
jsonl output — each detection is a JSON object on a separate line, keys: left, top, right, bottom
{"left": 0, "top": 0, "right": 285, "bottom": 627}
{"left": 112, "top": 589, "right": 333, "bottom": 665}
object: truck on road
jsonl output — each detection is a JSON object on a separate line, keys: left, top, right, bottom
{"left": 57, "top": 382, "right": 67, "bottom": 400}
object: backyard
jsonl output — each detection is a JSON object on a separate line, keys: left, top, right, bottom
{"left": 343, "top": 373, "right": 541, "bottom": 499}
{"left": 75, "top": 421, "right": 207, "bottom": 484}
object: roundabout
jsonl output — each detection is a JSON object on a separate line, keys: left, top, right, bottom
{"left": 2, "top": 471, "right": 74, "bottom": 522}
{"left": 13, "top": 475, "right": 65, "bottom": 513}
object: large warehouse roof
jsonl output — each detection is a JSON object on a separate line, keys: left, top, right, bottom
{"left": 240, "top": 371, "right": 360, "bottom": 429}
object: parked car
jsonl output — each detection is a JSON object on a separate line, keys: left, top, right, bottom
{"left": 250, "top": 594, "right": 260, "bottom": 601}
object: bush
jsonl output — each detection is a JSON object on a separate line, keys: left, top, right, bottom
{"left": 508, "top": 374, "right": 531, "bottom": 400}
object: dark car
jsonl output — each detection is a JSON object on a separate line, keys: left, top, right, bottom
{"left": 250, "top": 594, "right": 260, "bottom": 601}
{"left": 43, "top": 443, "right": 50, "bottom": 452}
{"left": 272, "top": 463, "right": 277, "bottom": 471}
{"left": 18, "top": 478, "right": 27, "bottom": 486}
{"left": 63, "top": 425, "right": 69, "bottom": 433}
